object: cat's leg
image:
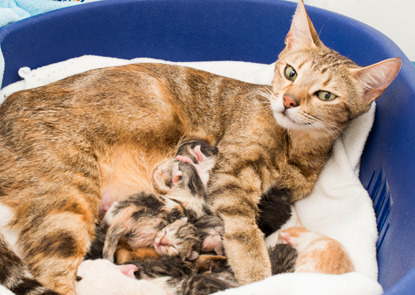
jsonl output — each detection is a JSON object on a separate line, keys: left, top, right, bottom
{"left": 208, "top": 162, "right": 272, "bottom": 284}
{"left": 20, "top": 208, "right": 96, "bottom": 295}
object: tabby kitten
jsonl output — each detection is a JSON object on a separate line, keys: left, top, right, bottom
{"left": 154, "top": 217, "right": 201, "bottom": 260}
{"left": 278, "top": 227, "right": 355, "bottom": 274}
{"left": 0, "top": 0, "right": 400, "bottom": 292}
{"left": 132, "top": 256, "right": 237, "bottom": 295}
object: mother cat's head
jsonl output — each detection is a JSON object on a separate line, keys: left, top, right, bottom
{"left": 270, "top": 0, "right": 401, "bottom": 137}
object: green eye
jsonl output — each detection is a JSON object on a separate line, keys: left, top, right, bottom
{"left": 284, "top": 65, "right": 297, "bottom": 81}
{"left": 316, "top": 91, "right": 336, "bottom": 101}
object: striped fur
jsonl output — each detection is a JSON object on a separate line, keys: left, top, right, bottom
{"left": 0, "top": 0, "right": 400, "bottom": 292}
{"left": 0, "top": 232, "right": 59, "bottom": 295}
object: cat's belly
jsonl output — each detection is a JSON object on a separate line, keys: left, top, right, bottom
{"left": 98, "top": 144, "right": 175, "bottom": 213}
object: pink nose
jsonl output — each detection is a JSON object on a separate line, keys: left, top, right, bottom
{"left": 283, "top": 95, "right": 298, "bottom": 109}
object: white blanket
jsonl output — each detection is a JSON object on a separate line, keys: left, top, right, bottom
{"left": 0, "top": 56, "right": 382, "bottom": 295}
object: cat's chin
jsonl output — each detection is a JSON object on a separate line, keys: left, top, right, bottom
{"left": 271, "top": 110, "right": 310, "bottom": 131}
{"left": 274, "top": 114, "right": 303, "bottom": 130}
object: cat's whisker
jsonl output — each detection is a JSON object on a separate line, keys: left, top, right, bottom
{"left": 301, "top": 113, "right": 343, "bottom": 139}
{"left": 254, "top": 88, "right": 277, "bottom": 103}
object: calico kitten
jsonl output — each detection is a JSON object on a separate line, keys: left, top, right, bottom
{"left": 0, "top": 232, "right": 59, "bottom": 295}
{"left": 278, "top": 227, "right": 355, "bottom": 274}
{"left": 0, "top": 0, "right": 400, "bottom": 291}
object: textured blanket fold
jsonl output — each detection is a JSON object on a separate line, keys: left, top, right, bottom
{"left": 0, "top": 55, "right": 382, "bottom": 295}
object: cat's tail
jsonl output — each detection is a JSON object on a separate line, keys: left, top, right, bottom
{"left": 0, "top": 232, "right": 60, "bottom": 295}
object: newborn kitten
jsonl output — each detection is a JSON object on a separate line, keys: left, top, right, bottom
{"left": 154, "top": 217, "right": 201, "bottom": 260}
{"left": 132, "top": 257, "right": 237, "bottom": 295}
{"left": 149, "top": 272, "right": 237, "bottom": 295}
{"left": 268, "top": 243, "right": 298, "bottom": 275}
{"left": 154, "top": 142, "right": 225, "bottom": 257}
{"left": 257, "top": 187, "right": 293, "bottom": 237}
{"left": 175, "top": 139, "right": 218, "bottom": 187}
{"left": 193, "top": 215, "right": 224, "bottom": 256}
{"left": 102, "top": 160, "right": 207, "bottom": 262}
{"left": 279, "top": 227, "right": 355, "bottom": 274}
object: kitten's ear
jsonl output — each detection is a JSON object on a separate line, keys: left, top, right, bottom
{"left": 187, "top": 250, "right": 199, "bottom": 261}
{"left": 285, "top": 0, "right": 322, "bottom": 50}
{"left": 279, "top": 232, "right": 292, "bottom": 245}
{"left": 351, "top": 57, "right": 402, "bottom": 103}
{"left": 180, "top": 216, "right": 189, "bottom": 222}
{"left": 172, "top": 171, "right": 183, "bottom": 185}
{"left": 194, "top": 145, "right": 205, "bottom": 162}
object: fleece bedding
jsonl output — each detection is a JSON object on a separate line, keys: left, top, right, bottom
{"left": 0, "top": 56, "right": 383, "bottom": 295}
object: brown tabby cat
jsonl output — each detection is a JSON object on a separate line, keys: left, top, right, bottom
{"left": 0, "top": 0, "right": 401, "bottom": 293}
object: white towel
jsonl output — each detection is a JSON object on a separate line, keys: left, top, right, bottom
{"left": 0, "top": 55, "right": 382, "bottom": 295}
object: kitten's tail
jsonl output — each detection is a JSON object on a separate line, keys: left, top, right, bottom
{"left": 0, "top": 232, "right": 60, "bottom": 295}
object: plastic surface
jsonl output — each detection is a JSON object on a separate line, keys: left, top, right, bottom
{"left": 1, "top": 0, "right": 415, "bottom": 293}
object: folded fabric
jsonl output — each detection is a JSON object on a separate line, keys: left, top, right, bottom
{"left": 0, "top": 0, "right": 100, "bottom": 28}
{"left": 0, "top": 55, "right": 381, "bottom": 295}
{"left": 216, "top": 272, "right": 382, "bottom": 295}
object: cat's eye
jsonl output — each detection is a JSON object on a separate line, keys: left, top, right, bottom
{"left": 315, "top": 91, "right": 336, "bottom": 101}
{"left": 284, "top": 65, "right": 297, "bottom": 81}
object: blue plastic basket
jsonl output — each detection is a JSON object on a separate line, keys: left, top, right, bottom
{"left": 1, "top": 0, "right": 414, "bottom": 293}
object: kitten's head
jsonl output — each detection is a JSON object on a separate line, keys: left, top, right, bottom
{"left": 152, "top": 159, "right": 207, "bottom": 198}
{"left": 269, "top": 0, "right": 401, "bottom": 138}
{"left": 154, "top": 218, "right": 201, "bottom": 260}
{"left": 279, "top": 226, "right": 308, "bottom": 246}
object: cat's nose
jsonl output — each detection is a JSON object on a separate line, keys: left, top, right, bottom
{"left": 283, "top": 95, "right": 299, "bottom": 109}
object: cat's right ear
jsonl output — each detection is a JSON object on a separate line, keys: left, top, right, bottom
{"left": 285, "top": 0, "right": 322, "bottom": 50}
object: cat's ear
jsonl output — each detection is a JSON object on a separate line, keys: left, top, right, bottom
{"left": 285, "top": 0, "right": 322, "bottom": 50}
{"left": 351, "top": 57, "right": 402, "bottom": 103}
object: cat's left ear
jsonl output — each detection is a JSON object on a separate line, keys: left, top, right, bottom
{"left": 285, "top": 0, "right": 322, "bottom": 50}
{"left": 351, "top": 57, "right": 402, "bottom": 103}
